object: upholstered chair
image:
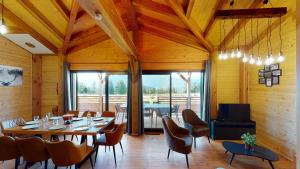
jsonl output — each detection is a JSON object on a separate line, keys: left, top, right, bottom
{"left": 45, "top": 141, "right": 94, "bottom": 169}
{"left": 94, "top": 123, "right": 126, "bottom": 166}
{"left": 101, "top": 111, "right": 116, "bottom": 132}
{"left": 0, "top": 136, "right": 21, "bottom": 169}
{"left": 182, "top": 109, "right": 210, "bottom": 148}
{"left": 67, "top": 110, "right": 79, "bottom": 117}
{"left": 162, "top": 115, "right": 192, "bottom": 168}
{"left": 82, "top": 111, "right": 97, "bottom": 117}
{"left": 15, "top": 137, "right": 49, "bottom": 169}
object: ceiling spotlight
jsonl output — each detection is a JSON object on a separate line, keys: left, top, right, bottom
{"left": 95, "top": 12, "right": 103, "bottom": 21}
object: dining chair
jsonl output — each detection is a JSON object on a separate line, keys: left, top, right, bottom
{"left": 52, "top": 106, "right": 60, "bottom": 116}
{"left": 162, "top": 116, "right": 192, "bottom": 168}
{"left": 182, "top": 109, "right": 210, "bottom": 148}
{"left": 94, "top": 123, "right": 126, "bottom": 166}
{"left": 15, "top": 137, "right": 49, "bottom": 169}
{"left": 82, "top": 111, "right": 97, "bottom": 117}
{"left": 67, "top": 110, "right": 79, "bottom": 117}
{"left": 0, "top": 136, "right": 21, "bottom": 169}
{"left": 101, "top": 111, "right": 116, "bottom": 132}
{"left": 45, "top": 141, "right": 94, "bottom": 169}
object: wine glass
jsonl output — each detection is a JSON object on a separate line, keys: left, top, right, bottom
{"left": 33, "top": 115, "right": 39, "bottom": 121}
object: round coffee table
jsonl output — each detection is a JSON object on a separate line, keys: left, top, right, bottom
{"left": 223, "top": 141, "right": 279, "bottom": 169}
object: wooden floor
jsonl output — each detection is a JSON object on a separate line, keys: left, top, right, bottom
{"left": 0, "top": 135, "right": 295, "bottom": 169}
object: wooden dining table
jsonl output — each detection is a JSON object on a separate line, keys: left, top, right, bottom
{"left": 2, "top": 117, "right": 115, "bottom": 144}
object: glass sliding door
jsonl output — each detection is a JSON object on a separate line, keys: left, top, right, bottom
{"left": 142, "top": 73, "right": 171, "bottom": 130}
{"left": 108, "top": 74, "right": 128, "bottom": 123}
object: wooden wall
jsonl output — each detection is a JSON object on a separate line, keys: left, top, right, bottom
{"left": 247, "top": 0, "right": 296, "bottom": 160}
{"left": 32, "top": 55, "right": 42, "bottom": 116}
{"left": 296, "top": 2, "right": 300, "bottom": 167}
{"left": 0, "top": 36, "right": 32, "bottom": 123}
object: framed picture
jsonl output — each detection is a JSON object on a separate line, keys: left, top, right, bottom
{"left": 263, "top": 71, "right": 272, "bottom": 78}
{"left": 272, "top": 76, "right": 279, "bottom": 85}
{"left": 0, "top": 65, "right": 23, "bottom": 86}
{"left": 272, "top": 69, "right": 282, "bottom": 76}
{"left": 258, "top": 78, "right": 265, "bottom": 84}
{"left": 265, "top": 78, "right": 272, "bottom": 87}
{"left": 270, "top": 63, "right": 279, "bottom": 70}
{"left": 258, "top": 69, "right": 264, "bottom": 77}
{"left": 264, "top": 65, "right": 270, "bottom": 71}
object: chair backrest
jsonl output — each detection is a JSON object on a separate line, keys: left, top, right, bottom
{"left": 67, "top": 110, "right": 79, "bottom": 117}
{"left": 0, "top": 136, "right": 20, "bottom": 161}
{"left": 182, "top": 109, "right": 203, "bottom": 125}
{"left": 115, "top": 103, "right": 122, "bottom": 112}
{"left": 162, "top": 116, "right": 179, "bottom": 138}
{"left": 15, "top": 137, "right": 49, "bottom": 162}
{"left": 45, "top": 140, "right": 84, "bottom": 166}
{"left": 172, "top": 104, "right": 180, "bottom": 113}
{"left": 101, "top": 111, "right": 116, "bottom": 118}
{"left": 105, "top": 123, "right": 126, "bottom": 146}
{"left": 82, "top": 111, "right": 97, "bottom": 117}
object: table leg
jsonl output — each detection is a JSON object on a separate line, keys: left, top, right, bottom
{"left": 268, "top": 160, "right": 275, "bottom": 169}
{"left": 81, "top": 135, "right": 87, "bottom": 144}
{"left": 229, "top": 154, "right": 235, "bottom": 165}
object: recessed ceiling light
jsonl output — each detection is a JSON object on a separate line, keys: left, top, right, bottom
{"left": 25, "top": 42, "right": 36, "bottom": 48}
{"left": 95, "top": 12, "right": 103, "bottom": 21}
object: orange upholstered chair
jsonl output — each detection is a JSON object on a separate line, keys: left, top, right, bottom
{"left": 0, "top": 136, "right": 21, "bottom": 169}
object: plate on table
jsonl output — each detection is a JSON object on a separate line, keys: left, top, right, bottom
{"left": 72, "top": 117, "right": 83, "bottom": 121}
{"left": 93, "top": 122, "right": 107, "bottom": 127}
{"left": 93, "top": 117, "right": 104, "bottom": 121}
{"left": 49, "top": 125, "right": 66, "bottom": 130}
{"left": 21, "top": 125, "right": 39, "bottom": 130}
{"left": 74, "top": 126, "right": 89, "bottom": 131}
{"left": 49, "top": 117, "right": 62, "bottom": 120}
{"left": 25, "top": 121, "right": 39, "bottom": 125}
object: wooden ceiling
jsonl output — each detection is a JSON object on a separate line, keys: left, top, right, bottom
{"left": 0, "top": 0, "right": 292, "bottom": 56}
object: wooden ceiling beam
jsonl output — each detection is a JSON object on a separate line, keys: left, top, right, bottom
{"left": 140, "top": 25, "right": 206, "bottom": 52}
{"left": 62, "top": 1, "right": 80, "bottom": 54}
{"left": 51, "top": 0, "right": 70, "bottom": 21}
{"left": 69, "top": 30, "right": 108, "bottom": 48}
{"left": 3, "top": 6, "right": 57, "bottom": 53}
{"left": 77, "top": 0, "right": 138, "bottom": 60}
{"left": 185, "top": 0, "right": 195, "bottom": 19}
{"left": 245, "top": 11, "right": 293, "bottom": 51}
{"left": 167, "top": 0, "right": 213, "bottom": 52}
{"left": 218, "top": 0, "right": 263, "bottom": 49}
{"left": 216, "top": 7, "right": 287, "bottom": 19}
{"left": 67, "top": 34, "right": 110, "bottom": 54}
{"left": 17, "top": 0, "right": 64, "bottom": 41}
{"left": 204, "top": 0, "right": 227, "bottom": 38}
{"left": 123, "top": 0, "right": 139, "bottom": 45}
{"left": 133, "top": 0, "right": 176, "bottom": 16}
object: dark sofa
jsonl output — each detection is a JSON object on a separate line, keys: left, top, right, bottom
{"left": 210, "top": 104, "right": 256, "bottom": 140}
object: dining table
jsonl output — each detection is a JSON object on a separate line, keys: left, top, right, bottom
{"left": 2, "top": 116, "right": 115, "bottom": 144}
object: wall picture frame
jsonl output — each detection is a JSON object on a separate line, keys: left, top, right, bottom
{"left": 272, "top": 76, "right": 279, "bottom": 85}
{"left": 265, "top": 78, "right": 272, "bottom": 87}
{"left": 0, "top": 65, "right": 23, "bottom": 86}
{"left": 272, "top": 69, "right": 282, "bottom": 76}
{"left": 264, "top": 65, "right": 270, "bottom": 71}
{"left": 270, "top": 63, "right": 280, "bottom": 70}
{"left": 259, "top": 78, "right": 266, "bottom": 84}
{"left": 258, "top": 69, "right": 264, "bottom": 77}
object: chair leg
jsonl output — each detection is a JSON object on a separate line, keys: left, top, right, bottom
{"left": 167, "top": 149, "right": 171, "bottom": 159}
{"left": 94, "top": 146, "right": 99, "bottom": 165}
{"left": 75, "top": 164, "right": 79, "bottom": 169}
{"left": 71, "top": 135, "right": 74, "bottom": 141}
{"left": 15, "top": 158, "right": 19, "bottom": 169}
{"left": 120, "top": 142, "right": 124, "bottom": 154}
{"left": 64, "top": 135, "right": 66, "bottom": 140}
{"left": 194, "top": 137, "right": 196, "bottom": 148}
{"left": 44, "top": 159, "right": 48, "bottom": 169}
{"left": 25, "top": 162, "right": 28, "bottom": 169}
{"left": 112, "top": 145, "right": 117, "bottom": 167}
{"left": 185, "top": 154, "right": 189, "bottom": 168}
{"left": 105, "top": 146, "right": 106, "bottom": 152}
{"left": 89, "top": 155, "right": 94, "bottom": 169}
{"left": 208, "top": 136, "right": 211, "bottom": 144}
{"left": 54, "top": 166, "right": 58, "bottom": 169}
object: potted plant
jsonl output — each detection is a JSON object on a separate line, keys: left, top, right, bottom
{"left": 241, "top": 133, "right": 256, "bottom": 150}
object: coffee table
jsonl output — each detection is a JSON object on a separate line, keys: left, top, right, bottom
{"left": 223, "top": 141, "right": 279, "bottom": 169}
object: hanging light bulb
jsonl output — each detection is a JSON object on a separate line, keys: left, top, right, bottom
{"left": 269, "top": 54, "right": 274, "bottom": 64}
{"left": 0, "top": 0, "right": 7, "bottom": 35}
{"left": 265, "top": 55, "right": 272, "bottom": 65}
{"left": 218, "top": 51, "right": 223, "bottom": 60}
{"left": 249, "top": 55, "right": 255, "bottom": 64}
{"left": 256, "top": 57, "right": 262, "bottom": 66}
{"left": 230, "top": 49, "right": 235, "bottom": 58}
{"left": 236, "top": 49, "right": 242, "bottom": 58}
{"left": 242, "top": 54, "right": 248, "bottom": 63}
{"left": 0, "top": 24, "right": 7, "bottom": 34}
{"left": 277, "top": 51, "right": 285, "bottom": 62}
{"left": 223, "top": 52, "right": 228, "bottom": 60}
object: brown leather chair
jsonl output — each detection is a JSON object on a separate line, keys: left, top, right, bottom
{"left": 0, "top": 136, "right": 21, "bottom": 169}
{"left": 101, "top": 111, "right": 116, "bottom": 132}
{"left": 45, "top": 141, "right": 94, "bottom": 169}
{"left": 67, "top": 110, "right": 79, "bottom": 117}
{"left": 82, "top": 111, "right": 97, "bottom": 117}
{"left": 162, "top": 116, "right": 192, "bottom": 168}
{"left": 94, "top": 123, "right": 126, "bottom": 166}
{"left": 182, "top": 109, "right": 210, "bottom": 148}
{"left": 15, "top": 137, "right": 49, "bottom": 169}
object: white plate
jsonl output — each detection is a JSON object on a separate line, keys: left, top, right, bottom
{"left": 22, "top": 125, "right": 39, "bottom": 130}
{"left": 93, "top": 117, "right": 104, "bottom": 121}
{"left": 74, "top": 126, "right": 89, "bottom": 131}
{"left": 49, "top": 125, "right": 66, "bottom": 130}
{"left": 49, "top": 117, "right": 62, "bottom": 120}
{"left": 93, "top": 122, "right": 107, "bottom": 127}
{"left": 25, "top": 121, "right": 39, "bottom": 125}
{"left": 72, "top": 117, "right": 83, "bottom": 121}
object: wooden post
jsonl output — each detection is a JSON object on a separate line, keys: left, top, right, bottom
{"left": 58, "top": 51, "right": 65, "bottom": 115}
{"left": 210, "top": 51, "right": 218, "bottom": 119}
{"left": 32, "top": 55, "right": 42, "bottom": 117}
{"left": 239, "top": 62, "right": 248, "bottom": 103}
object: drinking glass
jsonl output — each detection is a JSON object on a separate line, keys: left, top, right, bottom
{"left": 33, "top": 115, "right": 39, "bottom": 121}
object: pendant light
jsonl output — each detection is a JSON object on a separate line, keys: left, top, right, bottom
{"left": 230, "top": 18, "right": 235, "bottom": 58}
{"left": 222, "top": 19, "right": 228, "bottom": 60}
{"left": 256, "top": 19, "right": 262, "bottom": 66}
{"left": 0, "top": 0, "right": 7, "bottom": 34}
{"left": 277, "top": 14, "right": 285, "bottom": 62}
{"left": 218, "top": 20, "right": 223, "bottom": 60}
{"left": 236, "top": 18, "right": 242, "bottom": 58}
{"left": 249, "top": 18, "right": 256, "bottom": 64}
{"left": 242, "top": 21, "right": 248, "bottom": 63}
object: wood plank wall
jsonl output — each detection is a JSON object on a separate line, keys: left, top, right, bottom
{"left": 247, "top": 0, "right": 296, "bottom": 160}
{"left": 296, "top": 2, "right": 300, "bottom": 167}
{"left": 32, "top": 55, "right": 42, "bottom": 116}
{"left": 0, "top": 36, "right": 32, "bottom": 124}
